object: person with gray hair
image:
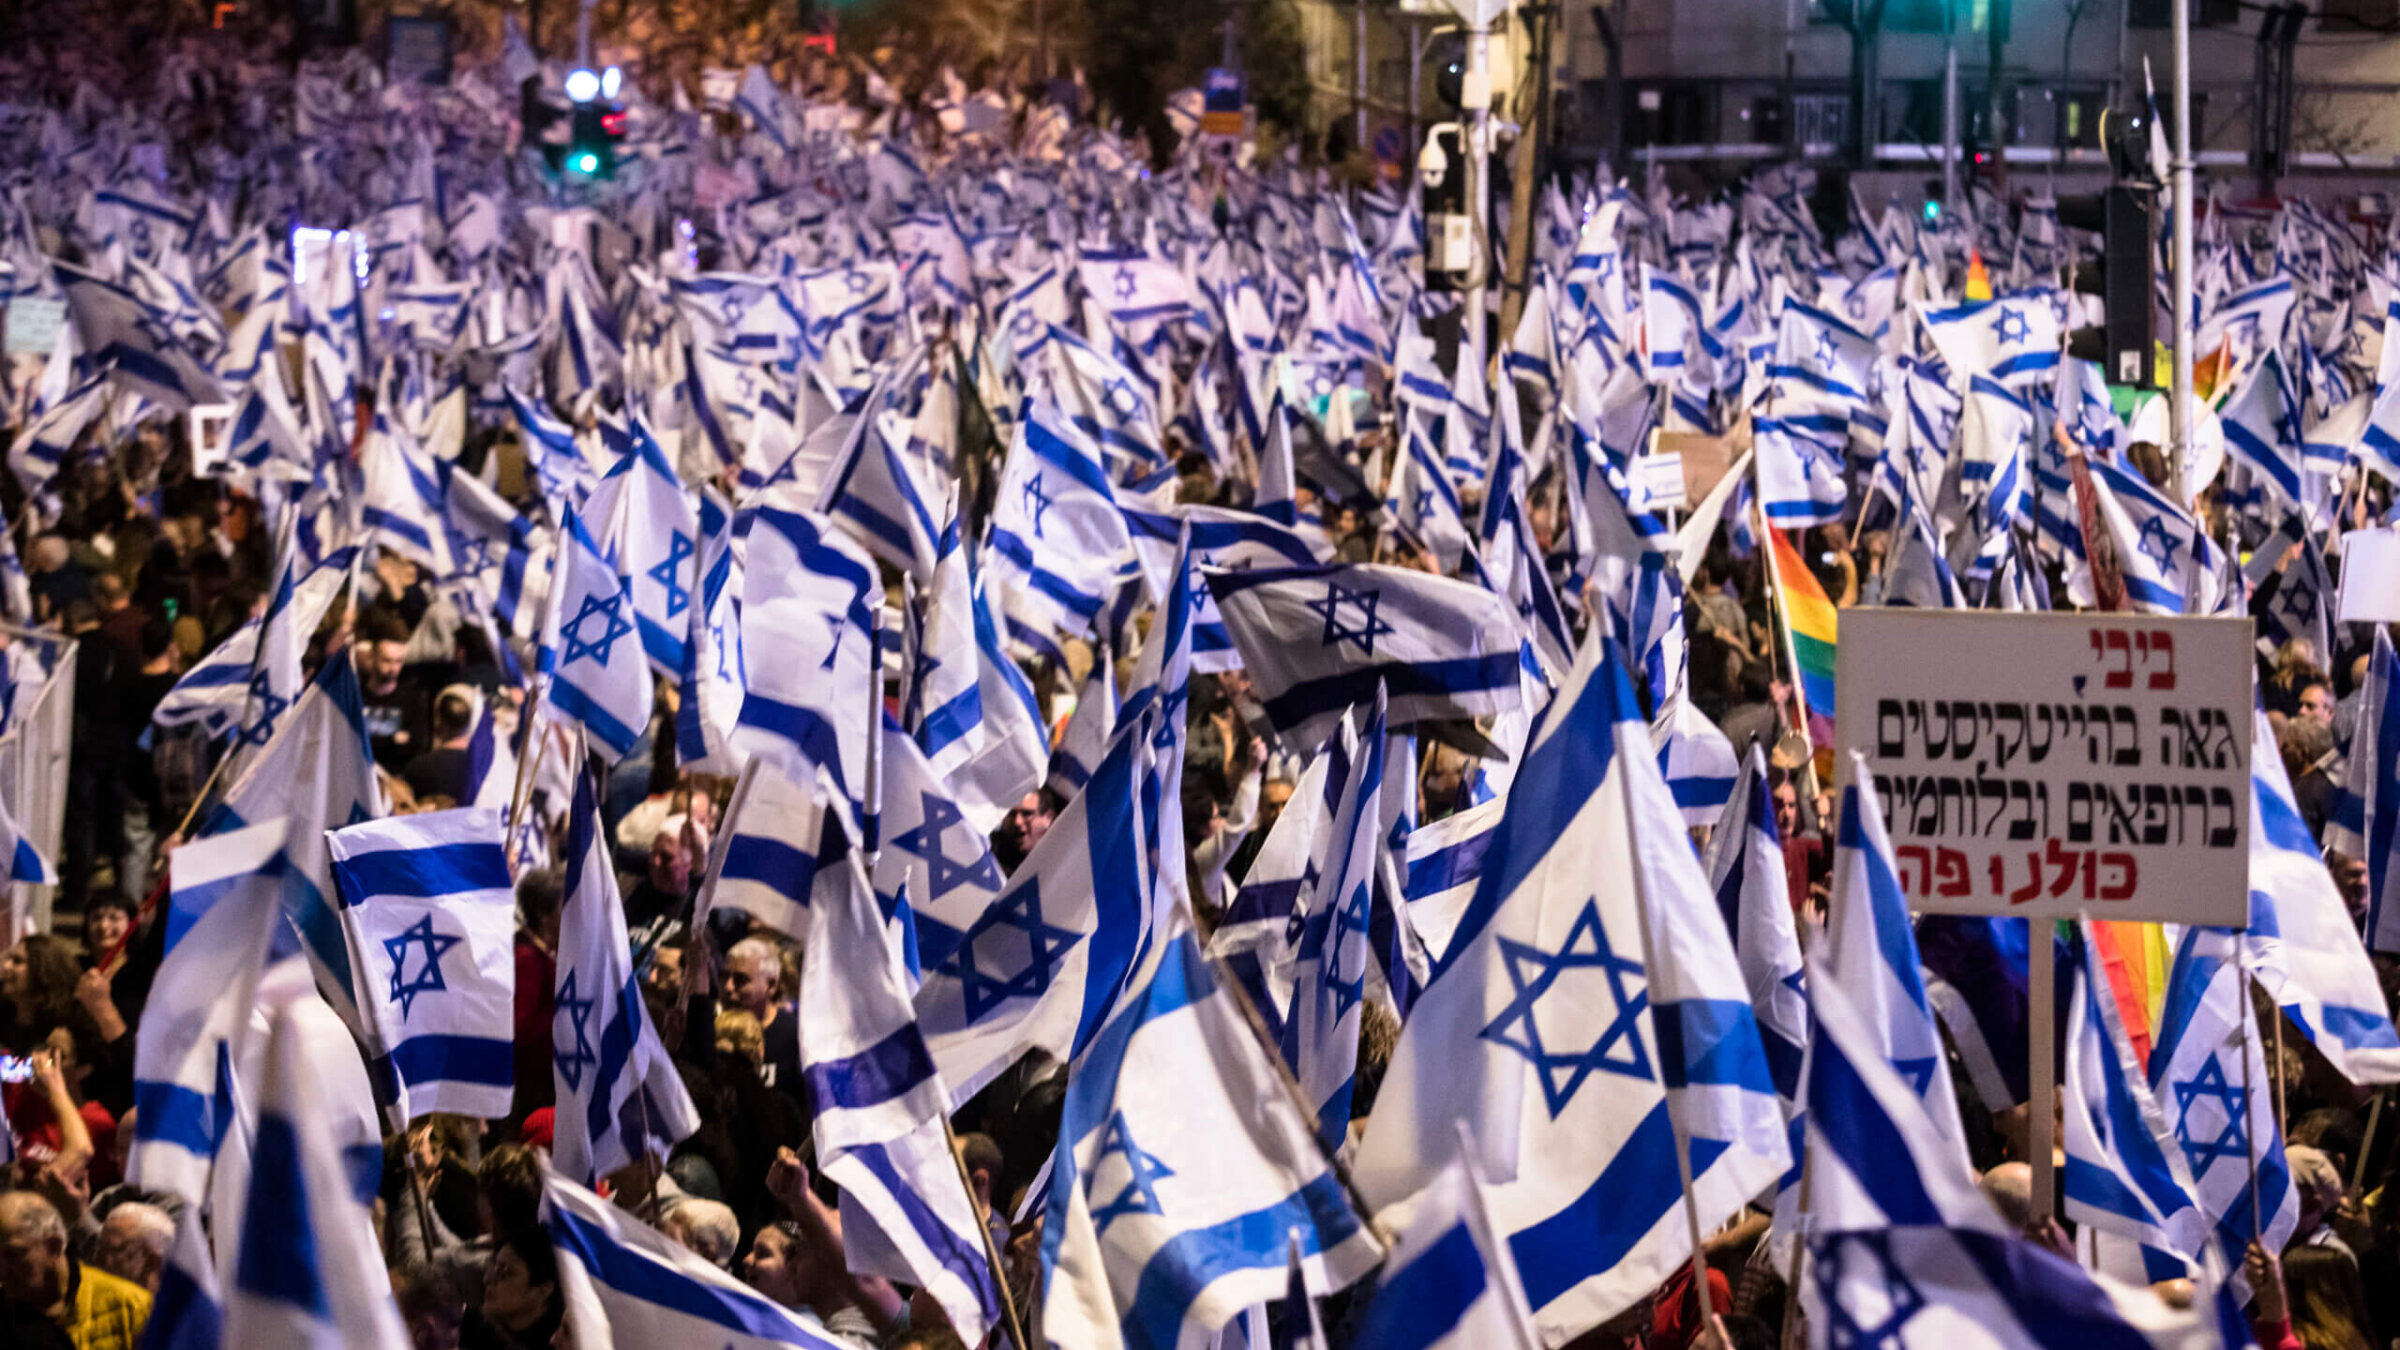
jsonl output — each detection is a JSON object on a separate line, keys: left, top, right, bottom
{"left": 658, "top": 1197, "right": 741, "bottom": 1270}
{"left": 89, "top": 1203, "right": 172, "bottom": 1294}
{"left": 0, "top": 1189, "right": 151, "bottom": 1348}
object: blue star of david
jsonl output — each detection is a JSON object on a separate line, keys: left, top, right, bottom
{"left": 721, "top": 293, "right": 750, "bottom": 325}
{"left": 1814, "top": 330, "right": 1841, "bottom": 369}
{"left": 383, "top": 915, "right": 463, "bottom": 1019}
{"left": 561, "top": 590, "right": 634, "bottom": 668}
{"left": 819, "top": 612, "right": 849, "bottom": 671}
{"left": 1022, "top": 473, "right": 1056, "bottom": 538}
{"left": 1410, "top": 482, "right": 1434, "bottom": 524}
{"left": 1305, "top": 582, "right": 1394, "bottom": 655}
{"left": 1102, "top": 377, "right": 1141, "bottom": 419}
{"left": 1010, "top": 307, "right": 1042, "bottom": 339}
{"left": 844, "top": 269, "right": 871, "bottom": 296}
{"left": 713, "top": 618, "right": 740, "bottom": 682}
{"left": 1188, "top": 555, "right": 1216, "bottom": 608}
{"left": 453, "top": 534, "right": 496, "bottom": 575}
{"left": 1087, "top": 1109, "right": 1174, "bottom": 1232}
{"left": 649, "top": 531, "right": 694, "bottom": 620}
{"left": 1591, "top": 252, "right": 1617, "bottom": 284}
{"left": 2173, "top": 1055, "right": 2251, "bottom": 1175}
{"left": 1113, "top": 265, "right": 1139, "bottom": 302}
{"left": 893, "top": 791, "right": 1003, "bottom": 901}
{"left": 1480, "top": 899, "right": 1652, "bottom": 1117}
{"left": 1847, "top": 291, "right": 1869, "bottom": 321}
{"left": 1890, "top": 1055, "right": 1939, "bottom": 1096}
{"left": 554, "top": 968, "right": 599, "bottom": 1091}
{"left": 1820, "top": 1232, "right": 1927, "bottom": 1350}
{"left": 732, "top": 371, "right": 758, "bottom": 404}
{"left": 1990, "top": 307, "right": 2032, "bottom": 346}
{"left": 2136, "top": 515, "right": 2179, "bottom": 574}
{"left": 1320, "top": 884, "right": 1371, "bottom": 1025}
{"left": 2288, "top": 581, "right": 2317, "bottom": 623}
{"left": 240, "top": 671, "right": 289, "bottom": 748}
{"left": 937, "top": 878, "right": 1083, "bottom": 1022}
{"left": 2227, "top": 312, "right": 2262, "bottom": 345}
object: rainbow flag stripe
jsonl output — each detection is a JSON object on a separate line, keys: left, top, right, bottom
{"left": 1768, "top": 528, "right": 1839, "bottom": 722}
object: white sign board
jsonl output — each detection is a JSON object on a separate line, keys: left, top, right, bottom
{"left": 1834, "top": 611, "right": 2252, "bottom": 925}
{"left": 188, "top": 404, "right": 237, "bottom": 478}
{"left": 4, "top": 299, "right": 65, "bottom": 356}
{"left": 1631, "top": 450, "right": 1687, "bottom": 513}
{"left": 2339, "top": 528, "right": 2400, "bottom": 624}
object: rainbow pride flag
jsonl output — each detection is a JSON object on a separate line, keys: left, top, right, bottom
{"left": 1767, "top": 527, "right": 1838, "bottom": 731}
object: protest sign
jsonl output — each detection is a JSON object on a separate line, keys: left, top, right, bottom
{"left": 1834, "top": 611, "right": 2253, "bottom": 926}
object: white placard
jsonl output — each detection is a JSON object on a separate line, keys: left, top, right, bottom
{"left": 4, "top": 298, "right": 65, "bottom": 355}
{"left": 1631, "top": 450, "right": 1687, "bottom": 513}
{"left": 2339, "top": 528, "right": 2400, "bottom": 624}
{"left": 1834, "top": 611, "right": 2253, "bottom": 925}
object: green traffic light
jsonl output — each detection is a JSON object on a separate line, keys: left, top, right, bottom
{"left": 573, "top": 151, "right": 601, "bottom": 175}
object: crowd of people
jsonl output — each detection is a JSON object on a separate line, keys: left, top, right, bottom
{"left": 0, "top": 5, "right": 2390, "bottom": 1350}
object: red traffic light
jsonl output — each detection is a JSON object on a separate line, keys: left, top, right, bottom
{"left": 600, "top": 109, "right": 627, "bottom": 137}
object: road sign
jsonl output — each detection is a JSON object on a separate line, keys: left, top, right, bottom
{"left": 1833, "top": 610, "right": 2252, "bottom": 926}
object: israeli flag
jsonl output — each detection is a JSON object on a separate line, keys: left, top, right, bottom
{"left": 1823, "top": 761, "right": 1970, "bottom": 1151}
{"left": 545, "top": 1171, "right": 857, "bottom": 1350}
{"left": 1206, "top": 563, "right": 1524, "bottom": 753}
{"left": 1754, "top": 417, "right": 1848, "bottom": 527}
{"left": 2148, "top": 924, "right": 2299, "bottom": 1270}
{"left": 209, "top": 651, "right": 387, "bottom": 1044}
{"left": 2063, "top": 926, "right": 2209, "bottom": 1261}
{"left": 224, "top": 987, "right": 411, "bottom": 1350}
{"left": 2358, "top": 378, "right": 2400, "bottom": 486}
{"left": 1040, "top": 924, "right": 1384, "bottom": 1350}
{"left": 1401, "top": 797, "right": 1502, "bottom": 967}
{"left": 1700, "top": 750, "right": 1809, "bottom": 1251}
{"left": 2078, "top": 455, "right": 2202, "bottom": 615}
{"left": 7, "top": 373, "right": 109, "bottom": 494}
{"left": 442, "top": 464, "right": 551, "bottom": 642}
{"left": 676, "top": 487, "right": 745, "bottom": 773}
{"left": 2331, "top": 628, "right": 2400, "bottom": 952}
{"left": 1770, "top": 301, "right": 1880, "bottom": 416}
{"left": 735, "top": 506, "right": 879, "bottom": 803}
{"left": 146, "top": 1205, "right": 224, "bottom": 1350}
{"left": 506, "top": 385, "right": 600, "bottom": 512}
{"left": 2198, "top": 276, "right": 2297, "bottom": 365}
{"left": 987, "top": 401, "right": 1133, "bottom": 640}
{"left": 358, "top": 417, "right": 449, "bottom": 569}
{"left": 1049, "top": 650, "right": 1116, "bottom": 798}
{"left": 2219, "top": 350, "right": 2308, "bottom": 509}
{"left": 1880, "top": 496, "right": 1963, "bottom": 610}
{"left": 797, "top": 791, "right": 1002, "bottom": 1342}
{"left": 329, "top": 809, "right": 519, "bottom": 1123}
{"left": 1124, "top": 505, "right": 1321, "bottom": 675}
{"left": 57, "top": 258, "right": 225, "bottom": 409}
{"left": 553, "top": 766, "right": 702, "bottom": 1185}
{"left": 1652, "top": 688, "right": 1737, "bottom": 829}
{"left": 233, "top": 533, "right": 360, "bottom": 771}
{"left": 1282, "top": 689, "right": 1385, "bottom": 1154}
{"left": 538, "top": 507, "right": 655, "bottom": 762}
{"left": 821, "top": 399, "right": 944, "bottom": 585}
{"left": 697, "top": 761, "right": 819, "bottom": 942}
{"left": 0, "top": 790, "right": 54, "bottom": 887}
{"left": 154, "top": 544, "right": 356, "bottom": 740}
{"left": 1347, "top": 1152, "right": 1543, "bottom": 1350}
{"left": 1918, "top": 293, "right": 2062, "bottom": 392}
{"left": 2243, "top": 711, "right": 2400, "bottom": 1083}
{"left": 129, "top": 817, "right": 292, "bottom": 1209}
{"left": 875, "top": 717, "right": 1007, "bottom": 978}
{"left": 1643, "top": 273, "right": 1725, "bottom": 385}
{"left": 1385, "top": 412, "right": 1478, "bottom": 575}
{"left": 915, "top": 708, "right": 1155, "bottom": 1104}
{"left": 1353, "top": 633, "right": 1788, "bottom": 1341}
{"left": 585, "top": 422, "right": 699, "bottom": 679}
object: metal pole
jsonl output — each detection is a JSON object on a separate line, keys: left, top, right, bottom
{"left": 1942, "top": 26, "right": 1960, "bottom": 212}
{"left": 576, "top": 0, "right": 593, "bottom": 67}
{"left": 1409, "top": 24, "right": 1424, "bottom": 150}
{"left": 1357, "top": 0, "right": 1370, "bottom": 154}
{"left": 1463, "top": 3, "right": 1492, "bottom": 371}
{"left": 2028, "top": 922, "right": 2056, "bottom": 1221}
{"left": 1035, "top": 0, "right": 1049, "bottom": 82}
{"left": 2170, "top": 0, "right": 2196, "bottom": 505}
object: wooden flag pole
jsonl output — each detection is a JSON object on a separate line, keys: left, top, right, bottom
{"left": 940, "top": 1113, "right": 1034, "bottom": 1350}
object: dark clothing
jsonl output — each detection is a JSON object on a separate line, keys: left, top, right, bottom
{"left": 2293, "top": 765, "right": 2338, "bottom": 841}
{"left": 617, "top": 875, "right": 686, "bottom": 940}
{"left": 403, "top": 746, "right": 475, "bottom": 806}
{"left": 362, "top": 674, "right": 434, "bottom": 774}
{"left": 31, "top": 560, "right": 92, "bottom": 619}
{"left": 759, "top": 1005, "right": 808, "bottom": 1117}
{"left": 1782, "top": 832, "right": 1828, "bottom": 912}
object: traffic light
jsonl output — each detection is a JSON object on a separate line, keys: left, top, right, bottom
{"left": 560, "top": 67, "right": 627, "bottom": 182}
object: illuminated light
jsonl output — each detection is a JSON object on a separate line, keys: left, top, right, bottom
{"left": 565, "top": 68, "right": 601, "bottom": 103}
{"left": 601, "top": 110, "right": 627, "bottom": 135}
{"left": 572, "top": 151, "right": 602, "bottom": 175}
{"left": 1923, "top": 200, "right": 1940, "bottom": 222}
{"left": 601, "top": 66, "right": 622, "bottom": 99}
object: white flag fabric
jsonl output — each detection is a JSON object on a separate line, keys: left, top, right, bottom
{"left": 734, "top": 504, "right": 880, "bottom": 804}
{"left": 1346, "top": 1155, "right": 1542, "bottom": 1350}
{"left": 545, "top": 1170, "right": 858, "bottom": 1349}
{"left": 583, "top": 424, "right": 699, "bottom": 679}
{"left": 1353, "top": 632, "right": 1788, "bottom": 1342}
{"left": 538, "top": 506, "right": 655, "bottom": 762}
{"left": 328, "top": 808, "right": 519, "bottom": 1122}
{"left": 129, "top": 817, "right": 292, "bottom": 1208}
{"left": 2147, "top": 924, "right": 2299, "bottom": 1271}
{"left": 1206, "top": 562, "right": 1523, "bottom": 752}
{"left": 2062, "top": 927, "right": 2208, "bottom": 1261}
{"left": 1040, "top": 924, "right": 1384, "bottom": 1350}
{"left": 222, "top": 983, "right": 411, "bottom": 1350}
{"left": 553, "top": 766, "right": 701, "bottom": 1185}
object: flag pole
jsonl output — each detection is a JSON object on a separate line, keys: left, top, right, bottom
{"left": 1776, "top": 1162, "right": 1813, "bottom": 1350}
{"left": 2357, "top": 1091, "right": 2385, "bottom": 1193}
{"left": 2241, "top": 981, "right": 2264, "bottom": 1239}
{"left": 939, "top": 1113, "right": 1034, "bottom": 1350}
{"left": 1618, "top": 752, "right": 1714, "bottom": 1329}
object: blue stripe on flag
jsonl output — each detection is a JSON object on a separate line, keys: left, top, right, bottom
{"left": 388, "top": 1035, "right": 516, "bottom": 1088}
{"left": 805, "top": 1025, "right": 937, "bottom": 1112}
{"left": 334, "top": 841, "right": 511, "bottom": 904}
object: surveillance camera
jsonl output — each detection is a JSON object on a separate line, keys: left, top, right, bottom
{"left": 1418, "top": 135, "right": 1449, "bottom": 190}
